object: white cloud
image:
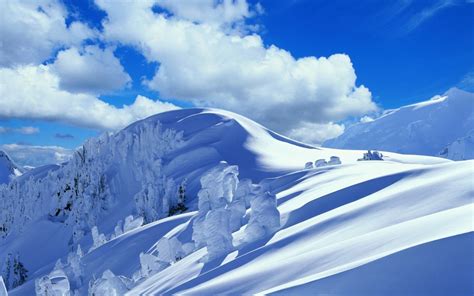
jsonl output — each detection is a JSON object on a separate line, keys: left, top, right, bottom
{"left": 360, "top": 116, "right": 375, "bottom": 123}
{"left": 51, "top": 46, "right": 131, "bottom": 94}
{"left": 288, "top": 122, "right": 345, "bottom": 145}
{"left": 403, "top": 0, "right": 457, "bottom": 33}
{"left": 0, "top": 126, "right": 40, "bottom": 135}
{"left": 0, "top": 65, "right": 179, "bottom": 130}
{"left": 0, "top": 0, "right": 96, "bottom": 67}
{"left": 156, "top": 0, "right": 252, "bottom": 26}
{"left": 96, "top": 0, "right": 377, "bottom": 143}
{"left": 0, "top": 144, "right": 74, "bottom": 167}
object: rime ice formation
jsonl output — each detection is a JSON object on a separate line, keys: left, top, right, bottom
{"left": 88, "top": 270, "right": 131, "bottom": 295}
{"left": 244, "top": 191, "right": 280, "bottom": 243}
{"left": 192, "top": 162, "right": 239, "bottom": 260}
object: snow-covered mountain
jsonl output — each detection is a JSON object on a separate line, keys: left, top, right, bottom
{"left": 1, "top": 108, "right": 472, "bottom": 295}
{"left": 324, "top": 88, "right": 474, "bottom": 160}
{"left": 439, "top": 130, "right": 474, "bottom": 160}
{"left": 0, "top": 150, "right": 22, "bottom": 185}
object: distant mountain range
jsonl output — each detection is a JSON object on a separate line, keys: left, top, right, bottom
{"left": 324, "top": 88, "right": 474, "bottom": 160}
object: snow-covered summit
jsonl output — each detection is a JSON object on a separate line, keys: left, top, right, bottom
{"left": 1, "top": 108, "right": 471, "bottom": 295}
{"left": 324, "top": 88, "right": 474, "bottom": 159}
{"left": 0, "top": 150, "right": 22, "bottom": 184}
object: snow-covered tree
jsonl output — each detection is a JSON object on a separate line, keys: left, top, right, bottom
{"left": 359, "top": 150, "right": 384, "bottom": 161}
{"left": 169, "top": 179, "right": 188, "bottom": 216}
{"left": 1, "top": 253, "right": 28, "bottom": 290}
{"left": 0, "top": 121, "right": 184, "bottom": 244}
{"left": 67, "top": 245, "right": 84, "bottom": 287}
{"left": 12, "top": 255, "right": 28, "bottom": 289}
{"left": 1, "top": 253, "right": 13, "bottom": 290}
{"left": 123, "top": 215, "right": 144, "bottom": 233}
{"left": 315, "top": 159, "right": 328, "bottom": 167}
{"left": 244, "top": 191, "right": 281, "bottom": 243}
{"left": 88, "top": 270, "right": 132, "bottom": 296}
{"left": 36, "top": 260, "right": 71, "bottom": 296}
{"left": 89, "top": 226, "right": 107, "bottom": 252}
{"left": 192, "top": 162, "right": 243, "bottom": 261}
{"left": 0, "top": 276, "right": 7, "bottom": 296}
{"left": 328, "top": 156, "right": 341, "bottom": 165}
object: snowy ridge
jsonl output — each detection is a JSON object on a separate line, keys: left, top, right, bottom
{"left": 0, "top": 108, "right": 472, "bottom": 295}
{"left": 324, "top": 88, "right": 474, "bottom": 159}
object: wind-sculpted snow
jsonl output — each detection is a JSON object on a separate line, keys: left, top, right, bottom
{"left": 325, "top": 88, "right": 474, "bottom": 160}
{"left": 0, "top": 108, "right": 471, "bottom": 295}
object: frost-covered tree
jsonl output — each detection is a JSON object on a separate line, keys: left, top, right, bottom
{"left": 169, "top": 179, "right": 188, "bottom": 216}
{"left": 1, "top": 253, "right": 13, "bottom": 290}
{"left": 192, "top": 162, "right": 243, "bottom": 261}
{"left": 89, "top": 226, "right": 107, "bottom": 252}
{"left": 12, "top": 255, "right": 28, "bottom": 289}
{"left": 244, "top": 191, "right": 281, "bottom": 243}
{"left": 123, "top": 215, "right": 144, "bottom": 233}
{"left": 1, "top": 253, "right": 28, "bottom": 290}
{"left": 88, "top": 270, "right": 132, "bottom": 296}
{"left": 67, "top": 245, "right": 84, "bottom": 287}
{"left": 36, "top": 260, "right": 71, "bottom": 296}
{"left": 359, "top": 150, "right": 383, "bottom": 161}
{"left": 0, "top": 121, "right": 184, "bottom": 244}
{"left": 0, "top": 276, "right": 7, "bottom": 296}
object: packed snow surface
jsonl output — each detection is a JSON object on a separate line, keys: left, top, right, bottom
{"left": 0, "top": 108, "right": 472, "bottom": 295}
{"left": 324, "top": 88, "right": 474, "bottom": 160}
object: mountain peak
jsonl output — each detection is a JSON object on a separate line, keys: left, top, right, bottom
{"left": 324, "top": 89, "right": 474, "bottom": 158}
{"left": 0, "top": 150, "right": 22, "bottom": 184}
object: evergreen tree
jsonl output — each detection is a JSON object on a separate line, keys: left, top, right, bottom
{"left": 169, "top": 180, "right": 187, "bottom": 216}
{"left": 12, "top": 254, "right": 28, "bottom": 288}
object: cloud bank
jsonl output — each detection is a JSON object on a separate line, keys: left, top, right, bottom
{"left": 96, "top": 0, "right": 377, "bottom": 143}
{"left": 0, "top": 65, "right": 178, "bottom": 130}
{"left": 0, "top": 0, "right": 378, "bottom": 144}
{"left": 0, "top": 144, "right": 74, "bottom": 168}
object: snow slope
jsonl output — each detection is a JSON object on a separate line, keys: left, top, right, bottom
{"left": 0, "top": 151, "right": 22, "bottom": 185}
{"left": 1, "top": 108, "right": 471, "bottom": 295}
{"left": 324, "top": 88, "right": 474, "bottom": 159}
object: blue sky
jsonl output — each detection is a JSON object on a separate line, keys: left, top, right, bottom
{"left": 0, "top": 0, "right": 473, "bottom": 161}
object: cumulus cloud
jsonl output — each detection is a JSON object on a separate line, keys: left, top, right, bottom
{"left": 0, "top": 0, "right": 96, "bottom": 67}
{"left": 51, "top": 46, "right": 131, "bottom": 94}
{"left": 288, "top": 122, "right": 345, "bottom": 145}
{"left": 156, "top": 0, "right": 252, "bottom": 26}
{"left": 96, "top": 0, "right": 377, "bottom": 143}
{"left": 0, "top": 144, "right": 74, "bottom": 167}
{"left": 0, "top": 126, "right": 40, "bottom": 135}
{"left": 0, "top": 65, "right": 179, "bottom": 130}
